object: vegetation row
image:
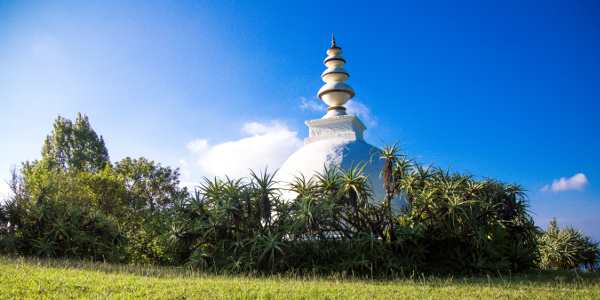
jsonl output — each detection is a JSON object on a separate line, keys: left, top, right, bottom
{"left": 0, "top": 113, "right": 597, "bottom": 276}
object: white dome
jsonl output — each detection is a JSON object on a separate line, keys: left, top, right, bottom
{"left": 277, "top": 137, "right": 385, "bottom": 201}
{"left": 276, "top": 115, "right": 388, "bottom": 202}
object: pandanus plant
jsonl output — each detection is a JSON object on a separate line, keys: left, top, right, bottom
{"left": 250, "top": 168, "right": 278, "bottom": 228}
{"left": 338, "top": 165, "right": 374, "bottom": 235}
{"left": 379, "top": 145, "right": 408, "bottom": 243}
{"left": 288, "top": 173, "right": 316, "bottom": 201}
{"left": 338, "top": 163, "right": 372, "bottom": 212}
{"left": 314, "top": 165, "right": 342, "bottom": 201}
{"left": 380, "top": 145, "right": 399, "bottom": 212}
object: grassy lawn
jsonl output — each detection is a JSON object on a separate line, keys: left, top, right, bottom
{"left": 1, "top": 256, "right": 599, "bottom": 299}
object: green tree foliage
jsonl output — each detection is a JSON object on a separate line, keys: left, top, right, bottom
{"left": 0, "top": 167, "right": 125, "bottom": 260}
{"left": 42, "top": 113, "right": 109, "bottom": 173}
{"left": 0, "top": 113, "right": 125, "bottom": 260}
{"left": 0, "top": 114, "right": 185, "bottom": 263}
{"left": 113, "top": 157, "right": 188, "bottom": 264}
{"left": 114, "top": 157, "right": 187, "bottom": 212}
{"left": 538, "top": 218, "right": 599, "bottom": 271}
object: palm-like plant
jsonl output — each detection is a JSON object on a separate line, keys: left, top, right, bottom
{"left": 339, "top": 164, "right": 372, "bottom": 211}
{"left": 254, "top": 231, "right": 285, "bottom": 272}
{"left": 292, "top": 196, "right": 316, "bottom": 236}
{"left": 444, "top": 194, "right": 475, "bottom": 231}
{"left": 501, "top": 183, "right": 527, "bottom": 222}
{"left": 380, "top": 145, "right": 400, "bottom": 211}
{"left": 288, "top": 173, "right": 317, "bottom": 201}
{"left": 392, "top": 157, "right": 413, "bottom": 207}
{"left": 314, "top": 165, "right": 341, "bottom": 200}
{"left": 250, "top": 168, "right": 278, "bottom": 228}
{"left": 222, "top": 177, "right": 245, "bottom": 233}
{"left": 199, "top": 177, "right": 225, "bottom": 205}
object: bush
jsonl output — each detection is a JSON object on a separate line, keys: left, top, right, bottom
{"left": 538, "top": 218, "right": 599, "bottom": 271}
{"left": 160, "top": 162, "right": 541, "bottom": 275}
{"left": 1, "top": 198, "right": 125, "bottom": 261}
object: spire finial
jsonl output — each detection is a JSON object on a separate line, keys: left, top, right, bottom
{"left": 318, "top": 33, "right": 354, "bottom": 119}
{"left": 330, "top": 32, "right": 338, "bottom": 49}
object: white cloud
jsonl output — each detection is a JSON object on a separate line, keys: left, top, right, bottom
{"left": 346, "top": 100, "right": 377, "bottom": 128}
{"left": 186, "top": 139, "right": 209, "bottom": 153}
{"left": 299, "top": 96, "right": 326, "bottom": 112}
{"left": 298, "top": 97, "right": 377, "bottom": 128}
{"left": 541, "top": 173, "right": 589, "bottom": 192}
{"left": 182, "top": 121, "right": 303, "bottom": 181}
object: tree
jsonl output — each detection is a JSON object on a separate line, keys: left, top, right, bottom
{"left": 114, "top": 157, "right": 187, "bottom": 211}
{"left": 112, "top": 157, "right": 189, "bottom": 264}
{"left": 41, "top": 113, "right": 109, "bottom": 173}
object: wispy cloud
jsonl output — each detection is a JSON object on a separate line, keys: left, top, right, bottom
{"left": 346, "top": 100, "right": 377, "bottom": 128}
{"left": 186, "top": 139, "right": 209, "bottom": 153}
{"left": 180, "top": 121, "right": 303, "bottom": 183}
{"left": 541, "top": 173, "right": 589, "bottom": 192}
{"left": 299, "top": 96, "right": 326, "bottom": 112}
{"left": 298, "top": 97, "right": 377, "bottom": 127}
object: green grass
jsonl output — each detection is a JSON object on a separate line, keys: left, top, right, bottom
{"left": 1, "top": 256, "right": 599, "bottom": 299}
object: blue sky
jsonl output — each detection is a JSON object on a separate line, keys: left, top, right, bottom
{"left": 1, "top": 1, "right": 599, "bottom": 239}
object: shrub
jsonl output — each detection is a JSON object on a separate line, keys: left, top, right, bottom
{"left": 538, "top": 218, "right": 599, "bottom": 271}
{"left": 1, "top": 198, "right": 125, "bottom": 261}
{"left": 163, "top": 163, "right": 541, "bottom": 275}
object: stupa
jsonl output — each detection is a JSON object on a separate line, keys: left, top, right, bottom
{"left": 278, "top": 35, "right": 386, "bottom": 200}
